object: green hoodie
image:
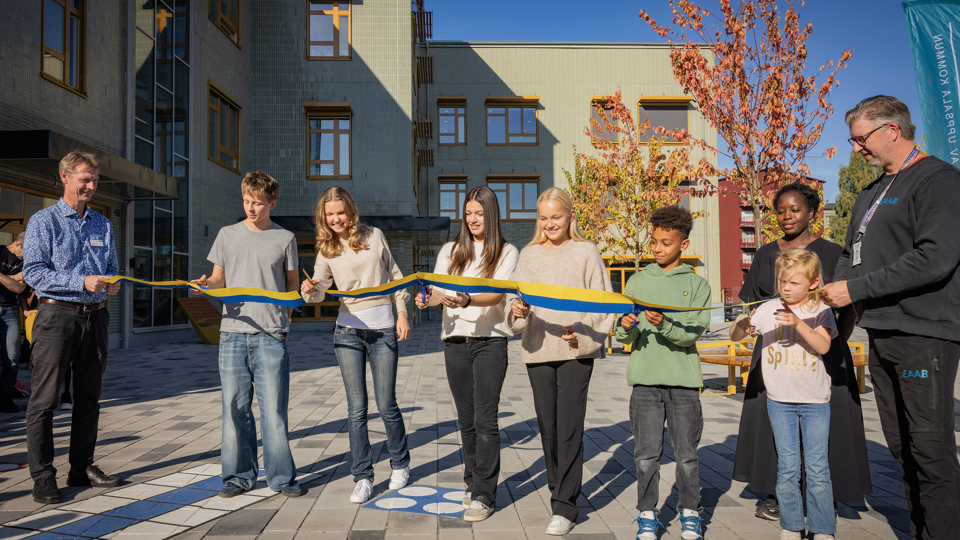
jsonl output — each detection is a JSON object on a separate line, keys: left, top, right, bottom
{"left": 614, "top": 263, "right": 711, "bottom": 388}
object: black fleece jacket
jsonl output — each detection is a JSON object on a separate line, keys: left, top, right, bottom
{"left": 835, "top": 155, "right": 960, "bottom": 341}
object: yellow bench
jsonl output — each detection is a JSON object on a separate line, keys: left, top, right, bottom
{"left": 177, "top": 297, "right": 222, "bottom": 345}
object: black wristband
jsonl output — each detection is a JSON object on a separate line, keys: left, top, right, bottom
{"left": 463, "top": 294, "right": 473, "bottom": 308}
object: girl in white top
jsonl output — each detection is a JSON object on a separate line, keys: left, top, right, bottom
{"left": 730, "top": 248, "right": 837, "bottom": 539}
{"left": 300, "top": 187, "right": 411, "bottom": 504}
{"left": 414, "top": 186, "right": 518, "bottom": 522}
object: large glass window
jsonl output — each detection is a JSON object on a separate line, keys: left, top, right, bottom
{"left": 439, "top": 179, "right": 467, "bottom": 219}
{"left": 308, "top": 1, "right": 350, "bottom": 59}
{"left": 209, "top": 0, "right": 240, "bottom": 46}
{"left": 307, "top": 113, "right": 350, "bottom": 179}
{"left": 637, "top": 98, "right": 690, "bottom": 143}
{"left": 486, "top": 101, "right": 538, "bottom": 145}
{"left": 132, "top": 0, "right": 191, "bottom": 329}
{"left": 488, "top": 179, "right": 539, "bottom": 220}
{"left": 42, "top": 0, "right": 85, "bottom": 93}
{"left": 208, "top": 84, "right": 241, "bottom": 172}
{"left": 438, "top": 100, "right": 466, "bottom": 145}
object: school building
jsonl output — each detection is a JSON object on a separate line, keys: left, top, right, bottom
{"left": 0, "top": 1, "right": 721, "bottom": 347}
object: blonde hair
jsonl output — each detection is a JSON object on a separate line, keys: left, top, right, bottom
{"left": 59, "top": 151, "right": 99, "bottom": 174}
{"left": 527, "top": 187, "right": 586, "bottom": 247}
{"left": 774, "top": 248, "right": 823, "bottom": 309}
{"left": 240, "top": 171, "right": 280, "bottom": 202}
{"left": 313, "top": 186, "right": 369, "bottom": 258}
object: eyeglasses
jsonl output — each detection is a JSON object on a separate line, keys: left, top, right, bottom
{"left": 847, "top": 123, "right": 889, "bottom": 147}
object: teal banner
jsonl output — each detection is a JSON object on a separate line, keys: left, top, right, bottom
{"left": 904, "top": 0, "right": 960, "bottom": 167}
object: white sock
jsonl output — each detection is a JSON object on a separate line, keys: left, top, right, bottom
{"left": 640, "top": 510, "right": 656, "bottom": 520}
{"left": 682, "top": 509, "right": 699, "bottom": 517}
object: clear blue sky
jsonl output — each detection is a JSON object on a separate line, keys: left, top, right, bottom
{"left": 432, "top": 1, "right": 923, "bottom": 202}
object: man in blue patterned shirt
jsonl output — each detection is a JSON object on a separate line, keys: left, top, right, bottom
{"left": 23, "top": 151, "right": 123, "bottom": 504}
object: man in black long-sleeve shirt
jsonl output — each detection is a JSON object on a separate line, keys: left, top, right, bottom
{"left": 824, "top": 95, "right": 960, "bottom": 540}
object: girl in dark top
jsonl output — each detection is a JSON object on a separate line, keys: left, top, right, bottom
{"left": 733, "top": 182, "right": 871, "bottom": 519}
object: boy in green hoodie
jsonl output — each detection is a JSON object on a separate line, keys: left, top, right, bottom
{"left": 615, "top": 205, "right": 711, "bottom": 540}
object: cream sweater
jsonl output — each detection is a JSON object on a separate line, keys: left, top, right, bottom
{"left": 428, "top": 240, "right": 519, "bottom": 339}
{"left": 507, "top": 240, "right": 613, "bottom": 363}
{"left": 301, "top": 227, "right": 410, "bottom": 315}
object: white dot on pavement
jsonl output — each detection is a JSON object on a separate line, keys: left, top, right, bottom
{"left": 442, "top": 490, "right": 466, "bottom": 502}
{"left": 397, "top": 486, "right": 436, "bottom": 496}
{"left": 375, "top": 496, "right": 416, "bottom": 509}
{"left": 423, "top": 502, "right": 464, "bottom": 515}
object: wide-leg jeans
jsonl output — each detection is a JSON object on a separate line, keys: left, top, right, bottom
{"left": 219, "top": 331, "right": 296, "bottom": 492}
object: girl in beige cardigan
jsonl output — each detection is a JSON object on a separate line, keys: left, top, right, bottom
{"left": 508, "top": 187, "right": 613, "bottom": 536}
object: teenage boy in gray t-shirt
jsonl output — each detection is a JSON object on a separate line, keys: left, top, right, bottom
{"left": 192, "top": 171, "right": 301, "bottom": 498}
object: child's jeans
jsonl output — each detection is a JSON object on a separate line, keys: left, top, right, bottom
{"left": 630, "top": 385, "right": 703, "bottom": 512}
{"left": 767, "top": 398, "right": 835, "bottom": 534}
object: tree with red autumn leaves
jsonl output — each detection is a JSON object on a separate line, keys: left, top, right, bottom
{"left": 640, "top": 0, "right": 852, "bottom": 243}
{"left": 566, "top": 92, "right": 718, "bottom": 272}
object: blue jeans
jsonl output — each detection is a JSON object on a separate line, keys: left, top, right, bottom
{"left": 218, "top": 332, "right": 296, "bottom": 492}
{"left": 767, "top": 399, "right": 835, "bottom": 534}
{"left": 334, "top": 325, "right": 410, "bottom": 482}
{"left": 0, "top": 305, "right": 20, "bottom": 400}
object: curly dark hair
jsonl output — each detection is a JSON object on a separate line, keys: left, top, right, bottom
{"left": 650, "top": 205, "right": 693, "bottom": 239}
{"left": 773, "top": 181, "right": 820, "bottom": 213}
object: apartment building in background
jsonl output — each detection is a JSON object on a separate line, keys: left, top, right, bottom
{"left": 0, "top": 1, "right": 721, "bottom": 347}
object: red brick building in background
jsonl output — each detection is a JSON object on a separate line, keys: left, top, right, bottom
{"left": 718, "top": 172, "right": 826, "bottom": 305}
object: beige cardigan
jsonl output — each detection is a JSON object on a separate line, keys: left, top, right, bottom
{"left": 507, "top": 240, "right": 613, "bottom": 363}
{"left": 301, "top": 227, "right": 410, "bottom": 315}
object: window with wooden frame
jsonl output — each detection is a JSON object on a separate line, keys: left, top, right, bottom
{"left": 208, "top": 84, "right": 241, "bottom": 172}
{"left": 208, "top": 0, "right": 240, "bottom": 46}
{"left": 42, "top": 0, "right": 85, "bottom": 94}
{"left": 307, "top": 1, "right": 350, "bottom": 59}
{"left": 304, "top": 102, "right": 351, "bottom": 179}
{"left": 487, "top": 177, "right": 539, "bottom": 220}
{"left": 637, "top": 96, "right": 691, "bottom": 143}
{"left": 486, "top": 97, "right": 538, "bottom": 145}
{"left": 438, "top": 98, "right": 466, "bottom": 145}
{"left": 438, "top": 177, "right": 467, "bottom": 219}
{"left": 590, "top": 98, "right": 618, "bottom": 145}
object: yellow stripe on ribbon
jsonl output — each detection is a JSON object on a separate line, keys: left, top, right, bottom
{"left": 104, "top": 272, "right": 809, "bottom": 314}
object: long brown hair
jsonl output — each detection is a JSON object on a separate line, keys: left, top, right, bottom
{"left": 448, "top": 186, "right": 506, "bottom": 278}
{"left": 313, "top": 186, "right": 369, "bottom": 258}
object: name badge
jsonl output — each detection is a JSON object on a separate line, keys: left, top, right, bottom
{"left": 852, "top": 241, "right": 862, "bottom": 266}
{"left": 90, "top": 238, "right": 104, "bottom": 247}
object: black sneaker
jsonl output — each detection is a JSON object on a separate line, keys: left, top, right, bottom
{"left": 756, "top": 495, "right": 780, "bottom": 520}
{"left": 218, "top": 483, "right": 246, "bottom": 498}
{"left": 33, "top": 476, "right": 62, "bottom": 504}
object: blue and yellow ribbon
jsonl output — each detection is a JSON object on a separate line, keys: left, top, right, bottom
{"left": 106, "top": 273, "right": 763, "bottom": 314}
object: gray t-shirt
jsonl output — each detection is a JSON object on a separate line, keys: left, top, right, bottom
{"left": 207, "top": 221, "right": 298, "bottom": 334}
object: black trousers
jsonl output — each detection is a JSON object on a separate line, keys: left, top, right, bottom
{"left": 26, "top": 302, "right": 109, "bottom": 480}
{"left": 444, "top": 336, "right": 508, "bottom": 507}
{"left": 526, "top": 358, "right": 594, "bottom": 522}
{"left": 868, "top": 329, "right": 960, "bottom": 540}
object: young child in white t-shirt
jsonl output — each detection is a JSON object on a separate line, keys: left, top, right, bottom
{"left": 731, "top": 248, "right": 837, "bottom": 540}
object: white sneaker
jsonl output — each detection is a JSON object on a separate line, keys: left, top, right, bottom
{"left": 781, "top": 530, "right": 802, "bottom": 540}
{"left": 812, "top": 535, "right": 835, "bottom": 540}
{"left": 463, "top": 500, "right": 494, "bottom": 522}
{"left": 462, "top": 490, "right": 471, "bottom": 509}
{"left": 545, "top": 515, "right": 574, "bottom": 536}
{"left": 388, "top": 466, "right": 410, "bottom": 490}
{"left": 349, "top": 479, "right": 372, "bottom": 503}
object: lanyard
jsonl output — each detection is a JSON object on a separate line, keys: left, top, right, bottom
{"left": 856, "top": 146, "right": 921, "bottom": 241}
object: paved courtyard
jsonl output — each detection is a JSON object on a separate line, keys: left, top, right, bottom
{"left": 0, "top": 320, "right": 955, "bottom": 539}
